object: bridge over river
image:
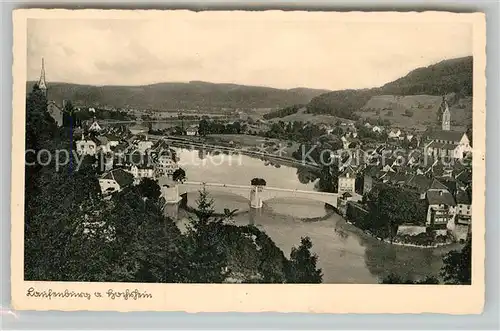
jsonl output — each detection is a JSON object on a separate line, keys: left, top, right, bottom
{"left": 161, "top": 181, "right": 340, "bottom": 208}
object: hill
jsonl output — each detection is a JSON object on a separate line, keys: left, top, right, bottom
{"left": 26, "top": 80, "right": 330, "bottom": 111}
{"left": 306, "top": 56, "right": 473, "bottom": 128}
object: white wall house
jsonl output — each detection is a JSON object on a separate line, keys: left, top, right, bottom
{"left": 338, "top": 166, "right": 356, "bottom": 195}
{"left": 76, "top": 135, "right": 97, "bottom": 156}
{"left": 89, "top": 121, "right": 102, "bottom": 132}
{"left": 425, "top": 179, "right": 457, "bottom": 234}
{"left": 98, "top": 169, "right": 134, "bottom": 197}
{"left": 424, "top": 130, "right": 472, "bottom": 160}
{"left": 155, "top": 155, "right": 179, "bottom": 177}
{"left": 106, "top": 135, "right": 120, "bottom": 148}
{"left": 129, "top": 165, "right": 155, "bottom": 183}
{"left": 388, "top": 129, "right": 401, "bottom": 139}
{"left": 186, "top": 126, "right": 198, "bottom": 136}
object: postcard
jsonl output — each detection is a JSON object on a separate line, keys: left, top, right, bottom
{"left": 11, "top": 9, "right": 485, "bottom": 313}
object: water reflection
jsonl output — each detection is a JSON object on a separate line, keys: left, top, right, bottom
{"left": 175, "top": 147, "right": 458, "bottom": 284}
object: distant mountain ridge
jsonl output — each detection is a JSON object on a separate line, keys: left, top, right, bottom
{"left": 307, "top": 56, "right": 473, "bottom": 119}
{"left": 26, "top": 80, "right": 330, "bottom": 110}
{"left": 305, "top": 56, "right": 473, "bottom": 129}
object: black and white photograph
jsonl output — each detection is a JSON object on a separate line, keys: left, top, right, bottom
{"left": 11, "top": 9, "right": 486, "bottom": 313}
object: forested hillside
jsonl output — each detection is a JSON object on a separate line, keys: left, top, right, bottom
{"left": 306, "top": 56, "right": 473, "bottom": 125}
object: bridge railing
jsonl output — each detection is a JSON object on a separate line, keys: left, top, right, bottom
{"left": 181, "top": 181, "right": 338, "bottom": 196}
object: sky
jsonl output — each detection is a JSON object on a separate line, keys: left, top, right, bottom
{"left": 26, "top": 12, "right": 473, "bottom": 91}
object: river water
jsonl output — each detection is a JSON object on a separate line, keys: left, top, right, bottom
{"left": 175, "top": 147, "right": 460, "bottom": 284}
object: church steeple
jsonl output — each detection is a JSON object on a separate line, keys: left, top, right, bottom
{"left": 441, "top": 95, "right": 451, "bottom": 131}
{"left": 38, "top": 58, "right": 47, "bottom": 95}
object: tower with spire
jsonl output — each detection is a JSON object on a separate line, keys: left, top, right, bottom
{"left": 38, "top": 58, "right": 47, "bottom": 96}
{"left": 440, "top": 95, "right": 451, "bottom": 131}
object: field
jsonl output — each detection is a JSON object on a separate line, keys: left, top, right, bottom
{"left": 266, "top": 94, "right": 472, "bottom": 132}
{"left": 356, "top": 94, "right": 472, "bottom": 131}
{"left": 268, "top": 108, "right": 355, "bottom": 126}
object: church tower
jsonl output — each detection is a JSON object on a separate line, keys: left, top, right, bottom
{"left": 38, "top": 58, "right": 47, "bottom": 96}
{"left": 441, "top": 95, "right": 451, "bottom": 131}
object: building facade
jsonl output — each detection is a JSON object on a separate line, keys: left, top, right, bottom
{"left": 76, "top": 135, "right": 97, "bottom": 156}
{"left": 338, "top": 166, "right": 356, "bottom": 195}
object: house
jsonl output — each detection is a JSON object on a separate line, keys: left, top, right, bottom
{"left": 388, "top": 129, "right": 401, "bottom": 139}
{"left": 76, "top": 134, "right": 97, "bottom": 156}
{"left": 424, "top": 101, "right": 472, "bottom": 159}
{"left": 405, "top": 174, "right": 432, "bottom": 199}
{"left": 340, "top": 136, "right": 360, "bottom": 150}
{"left": 424, "top": 130, "right": 471, "bottom": 160}
{"left": 105, "top": 135, "right": 121, "bottom": 148}
{"left": 345, "top": 130, "right": 358, "bottom": 138}
{"left": 155, "top": 154, "right": 179, "bottom": 177}
{"left": 99, "top": 152, "right": 114, "bottom": 172}
{"left": 129, "top": 164, "right": 155, "bottom": 183}
{"left": 338, "top": 166, "right": 356, "bottom": 195}
{"left": 364, "top": 123, "right": 372, "bottom": 129}
{"left": 425, "top": 179, "right": 457, "bottom": 234}
{"left": 137, "top": 136, "right": 154, "bottom": 154}
{"left": 98, "top": 168, "right": 134, "bottom": 197}
{"left": 47, "top": 101, "right": 63, "bottom": 127}
{"left": 94, "top": 136, "right": 111, "bottom": 153}
{"left": 455, "top": 188, "right": 471, "bottom": 225}
{"left": 186, "top": 125, "right": 198, "bottom": 136}
{"left": 89, "top": 120, "right": 102, "bottom": 132}
{"left": 385, "top": 172, "right": 411, "bottom": 187}
{"left": 372, "top": 126, "right": 383, "bottom": 133}
{"left": 362, "top": 165, "right": 383, "bottom": 195}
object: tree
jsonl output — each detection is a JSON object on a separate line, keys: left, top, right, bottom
{"left": 198, "top": 119, "right": 210, "bottom": 136}
{"left": 62, "top": 100, "right": 75, "bottom": 127}
{"left": 172, "top": 168, "right": 186, "bottom": 183}
{"left": 136, "top": 178, "right": 161, "bottom": 200}
{"left": 286, "top": 237, "right": 323, "bottom": 283}
{"left": 318, "top": 157, "right": 339, "bottom": 195}
{"left": 184, "top": 188, "right": 229, "bottom": 283}
{"left": 365, "top": 184, "right": 426, "bottom": 241}
{"left": 25, "top": 84, "right": 57, "bottom": 152}
{"left": 251, "top": 178, "right": 267, "bottom": 186}
{"left": 440, "top": 237, "right": 472, "bottom": 284}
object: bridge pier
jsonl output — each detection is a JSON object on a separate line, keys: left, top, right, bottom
{"left": 250, "top": 185, "right": 264, "bottom": 209}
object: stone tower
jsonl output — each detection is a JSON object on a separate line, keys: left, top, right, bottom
{"left": 38, "top": 58, "right": 47, "bottom": 96}
{"left": 441, "top": 96, "right": 451, "bottom": 131}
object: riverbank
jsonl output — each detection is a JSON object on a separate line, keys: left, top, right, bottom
{"left": 338, "top": 217, "right": 460, "bottom": 249}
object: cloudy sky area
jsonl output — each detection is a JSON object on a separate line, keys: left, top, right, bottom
{"left": 27, "top": 13, "right": 472, "bottom": 90}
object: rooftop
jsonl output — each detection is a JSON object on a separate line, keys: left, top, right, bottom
{"left": 426, "top": 130, "right": 465, "bottom": 143}
{"left": 100, "top": 168, "right": 134, "bottom": 188}
{"left": 427, "top": 189, "right": 456, "bottom": 206}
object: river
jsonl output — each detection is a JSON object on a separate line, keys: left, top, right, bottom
{"left": 174, "top": 147, "right": 460, "bottom": 284}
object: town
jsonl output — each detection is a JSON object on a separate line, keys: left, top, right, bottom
{"left": 37, "top": 56, "right": 473, "bottom": 250}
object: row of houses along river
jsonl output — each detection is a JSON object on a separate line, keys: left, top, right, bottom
{"left": 171, "top": 147, "right": 461, "bottom": 284}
